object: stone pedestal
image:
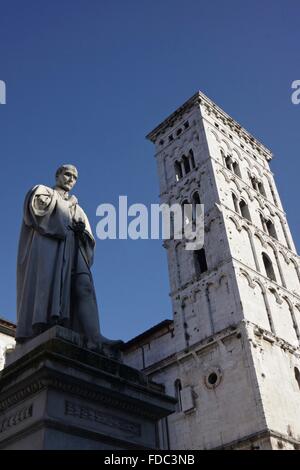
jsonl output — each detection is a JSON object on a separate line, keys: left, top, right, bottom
{"left": 0, "top": 326, "right": 176, "bottom": 449}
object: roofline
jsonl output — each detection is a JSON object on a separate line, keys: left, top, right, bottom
{"left": 122, "top": 319, "right": 173, "bottom": 350}
{"left": 146, "top": 90, "right": 272, "bottom": 159}
{"left": 0, "top": 317, "right": 16, "bottom": 337}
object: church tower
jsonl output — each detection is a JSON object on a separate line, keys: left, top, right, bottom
{"left": 125, "top": 91, "right": 300, "bottom": 450}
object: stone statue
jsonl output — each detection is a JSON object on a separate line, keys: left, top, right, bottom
{"left": 16, "top": 165, "right": 104, "bottom": 350}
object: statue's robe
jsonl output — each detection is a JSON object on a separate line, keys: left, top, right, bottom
{"left": 16, "top": 185, "right": 96, "bottom": 341}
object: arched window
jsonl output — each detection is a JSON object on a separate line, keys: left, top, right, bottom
{"left": 268, "top": 179, "right": 278, "bottom": 207}
{"left": 194, "top": 248, "right": 208, "bottom": 276}
{"left": 220, "top": 149, "right": 226, "bottom": 165}
{"left": 294, "top": 367, "right": 300, "bottom": 391}
{"left": 182, "top": 155, "right": 191, "bottom": 174}
{"left": 266, "top": 220, "right": 277, "bottom": 239}
{"left": 225, "top": 156, "right": 232, "bottom": 171}
{"left": 182, "top": 199, "right": 191, "bottom": 227}
{"left": 232, "top": 193, "right": 239, "bottom": 213}
{"left": 192, "top": 192, "right": 201, "bottom": 205}
{"left": 174, "top": 161, "right": 183, "bottom": 181}
{"left": 262, "top": 252, "right": 276, "bottom": 282}
{"left": 260, "top": 213, "right": 267, "bottom": 232}
{"left": 232, "top": 161, "right": 241, "bottom": 178}
{"left": 189, "top": 150, "right": 196, "bottom": 169}
{"left": 192, "top": 192, "right": 201, "bottom": 223}
{"left": 174, "top": 379, "right": 182, "bottom": 412}
{"left": 258, "top": 181, "right": 266, "bottom": 197}
{"left": 291, "top": 259, "right": 300, "bottom": 284}
{"left": 239, "top": 200, "right": 251, "bottom": 222}
{"left": 280, "top": 218, "right": 292, "bottom": 250}
{"left": 250, "top": 176, "right": 258, "bottom": 191}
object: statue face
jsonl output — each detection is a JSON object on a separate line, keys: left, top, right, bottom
{"left": 56, "top": 168, "right": 78, "bottom": 192}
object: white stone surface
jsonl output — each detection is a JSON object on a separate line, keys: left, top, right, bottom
{"left": 0, "top": 331, "right": 15, "bottom": 371}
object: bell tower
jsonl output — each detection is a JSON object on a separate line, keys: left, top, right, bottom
{"left": 143, "top": 91, "right": 300, "bottom": 449}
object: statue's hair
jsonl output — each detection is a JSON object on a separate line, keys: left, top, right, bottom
{"left": 55, "top": 164, "right": 78, "bottom": 179}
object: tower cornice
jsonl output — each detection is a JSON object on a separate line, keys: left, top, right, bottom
{"left": 146, "top": 91, "right": 273, "bottom": 161}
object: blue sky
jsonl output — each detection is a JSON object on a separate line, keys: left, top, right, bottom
{"left": 0, "top": 0, "right": 299, "bottom": 341}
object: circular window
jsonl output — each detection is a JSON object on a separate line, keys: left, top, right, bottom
{"left": 208, "top": 372, "right": 218, "bottom": 385}
{"left": 204, "top": 368, "right": 222, "bottom": 389}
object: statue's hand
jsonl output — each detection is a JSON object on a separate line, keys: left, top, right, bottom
{"left": 34, "top": 194, "right": 51, "bottom": 210}
{"left": 73, "top": 220, "right": 86, "bottom": 238}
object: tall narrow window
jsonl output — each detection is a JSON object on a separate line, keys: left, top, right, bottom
{"left": 174, "top": 379, "right": 183, "bottom": 412}
{"left": 189, "top": 150, "right": 196, "bottom": 169}
{"left": 174, "top": 161, "right": 183, "bottom": 181}
{"left": 232, "top": 193, "right": 239, "bottom": 213}
{"left": 262, "top": 252, "right": 276, "bottom": 282}
{"left": 266, "top": 220, "right": 277, "bottom": 239}
{"left": 280, "top": 218, "right": 292, "bottom": 250}
{"left": 232, "top": 161, "right": 241, "bottom": 178}
{"left": 239, "top": 200, "right": 251, "bottom": 222}
{"left": 194, "top": 248, "right": 208, "bottom": 276}
{"left": 268, "top": 180, "right": 278, "bottom": 207}
{"left": 192, "top": 192, "right": 201, "bottom": 224}
{"left": 220, "top": 149, "right": 225, "bottom": 165}
{"left": 250, "top": 176, "right": 258, "bottom": 191}
{"left": 225, "top": 156, "right": 232, "bottom": 171}
{"left": 260, "top": 214, "right": 267, "bottom": 232}
{"left": 294, "top": 367, "right": 300, "bottom": 391}
{"left": 182, "top": 199, "right": 191, "bottom": 227}
{"left": 258, "top": 181, "right": 266, "bottom": 197}
{"left": 182, "top": 155, "right": 191, "bottom": 174}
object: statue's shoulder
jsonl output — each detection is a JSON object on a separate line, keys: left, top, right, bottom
{"left": 32, "top": 184, "right": 53, "bottom": 194}
{"left": 26, "top": 185, "right": 54, "bottom": 198}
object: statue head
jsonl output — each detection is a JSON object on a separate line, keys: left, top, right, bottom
{"left": 55, "top": 164, "right": 78, "bottom": 192}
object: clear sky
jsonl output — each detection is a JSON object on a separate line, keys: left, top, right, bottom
{"left": 0, "top": 0, "right": 299, "bottom": 341}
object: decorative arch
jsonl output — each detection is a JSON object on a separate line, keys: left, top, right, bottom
{"left": 231, "top": 178, "right": 241, "bottom": 193}
{"left": 254, "top": 231, "right": 267, "bottom": 248}
{"left": 267, "top": 240, "right": 277, "bottom": 253}
{"left": 172, "top": 145, "right": 180, "bottom": 160}
{"left": 253, "top": 277, "right": 266, "bottom": 294}
{"left": 209, "top": 128, "right": 220, "bottom": 142}
{"left": 232, "top": 148, "right": 243, "bottom": 161}
{"left": 282, "top": 295, "right": 294, "bottom": 311}
{"left": 264, "top": 203, "right": 275, "bottom": 217}
{"left": 220, "top": 139, "right": 231, "bottom": 152}
{"left": 290, "top": 257, "right": 300, "bottom": 271}
{"left": 268, "top": 287, "right": 282, "bottom": 305}
{"left": 244, "top": 156, "right": 252, "bottom": 169}
{"left": 253, "top": 164, "right": 263, "bottom": 177}
{"left": 240, "top": 269, "right": 255, "bottom": 288}
{"left": 253, "top": 194, "right": 265, "bottom": 210}
{"left": 265, "top": 174, "right": 278, "bottom": 206}
{"left": 228, "top": 215, "right": 242, "bottom": 232}
{"left": 240, "top": 189, "right": 251, "bottom": 202}
{"left": 181, "top": 295, "right": 190, "bottom": 308}
{"left": 282, "top": 296, "right": 300, "bottom": 342}
{"left": 242, "top": 186, "right": 253, "bottom": 201}
{"left": 252, "top": 278, "right": 276, "bottom": 334}
{"left": 218, "top": 272, "right": 228, "bottom": 287}
{"left": 295, "top": 304, "right": 300, "bottom": 314}
{"left": 290, "top": 258, "right": 300, "bottom": 284}
{"left": 190, "top": 189, "right": 201, "bottom": 203}
{"left": 278, "top": 249, "right": 290, "bottom": 265}
{"left": 219, "top": 168, "right": 231, "bottom": 182}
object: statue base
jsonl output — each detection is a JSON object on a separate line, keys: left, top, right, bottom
{"left": 0, "top": 326, "right": 175, "bottom": 449}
